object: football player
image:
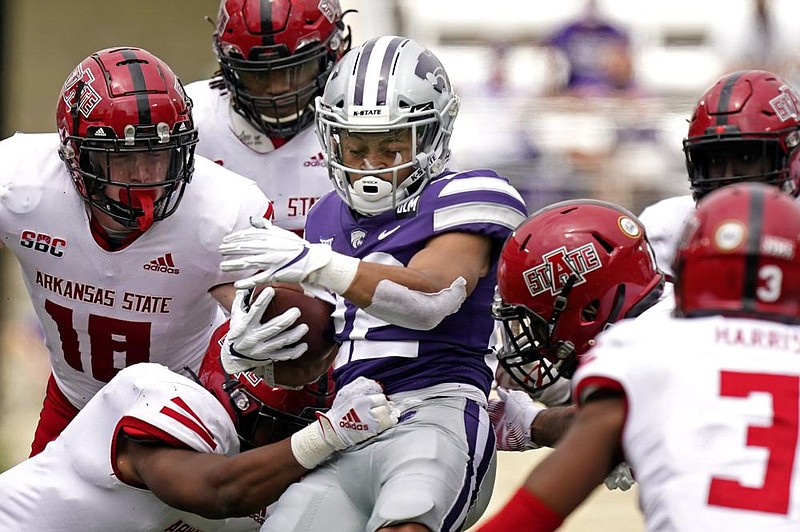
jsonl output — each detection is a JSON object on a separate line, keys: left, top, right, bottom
{"left": 1, "top": 47, "right": 275, "bottom": 456}
{"left": 487, "top": 199, "right": 666, "bottom": 490}
{"left": 639, "top": 69, "right": 800, "bottom": 278}
{"left": 185, "top": 0, "right": 351, "bottom": 235}
{"left": 217, "top": 36, "right": 528, "bottom": 531}
{"left": 0, "top": 322, "right": 398, "bottom": 531}
{"left": 478, "top": 181, "right": 800, "bottom": 531}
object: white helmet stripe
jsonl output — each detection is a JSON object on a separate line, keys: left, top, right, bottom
{"left": 353, "top": 36, "right": 408, "bottom": 107}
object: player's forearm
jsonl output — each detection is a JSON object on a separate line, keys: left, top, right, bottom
{"left": 530, "top": 405, "right": 577, "bottom": 448}
{"left": 201, "top": 439, "right": 308, "bottom": 517}
{"left": 342, "top": 262, "right": 448, "bottom": 307}
{"left": 132, "top": 440, "right": 307, "bottom": 518}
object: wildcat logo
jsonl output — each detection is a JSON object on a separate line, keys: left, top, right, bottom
{"left": 415, "top": 50, "right": 450, "bottom": 94}
{"left": 350, "top": 229, "right": 366, "bottom": 248}
{"left": 523, "top": 243, "right": 602, "bottom": 298}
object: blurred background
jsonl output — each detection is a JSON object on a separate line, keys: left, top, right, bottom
{"left": 2, "top": 0, "right": 800, "bottom": 528}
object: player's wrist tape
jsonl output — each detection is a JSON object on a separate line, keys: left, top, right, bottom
{"left": 309, "top": 251, "right": 359, "bottom": 295}
{"left": 290, "top": 421, "right": 335, "bottom": 469}
{"left": 524, "top": 404, "right": 547, "bottom": 450}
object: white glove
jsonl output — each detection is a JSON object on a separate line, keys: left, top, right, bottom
{"left": 221, "top": 287, "right": 309, "bottom": 380}
{"left": 290, "top": 376, "right": 400, "bottom": 469}
{"left": 604, "top": 462, "right": 636, "bottom": 491}
{"left": 487, "top": 387, "right": 545, "bottom": 451}
{"left": 219, "top": 217, "right": 359, "bottom": 294}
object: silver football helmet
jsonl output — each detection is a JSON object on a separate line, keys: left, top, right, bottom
{"left": 315, "top": 36, "right": 459, "bottom": 215}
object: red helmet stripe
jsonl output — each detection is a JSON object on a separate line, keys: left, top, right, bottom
{"left": 259, "top": 0, "right": 275, "bottom": 47}
{"left": 742, "top": 184, "right": 765, "bottom": 312}
{"left": 119, "top": 48, "right": 152, "bottom": 125}
{"left": 714, "top": 70, "right": 744, "bottom": 126}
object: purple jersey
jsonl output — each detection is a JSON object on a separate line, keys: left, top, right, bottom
{"left": 305, "top": 169, "right": 527, "bottom": 395}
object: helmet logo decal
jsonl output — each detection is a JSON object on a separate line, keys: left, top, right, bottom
{"left": 713, "top": 221, "right": 746, "bottom": 251}
{"left": 761, "top": 235, "right": 795, "bottom": 259}
{"left": 769, "top": 85, "right": 800, "bottom": 122}
{"left": 618, "top": 216, "right": 641, "bottom": 238}
{"left": 318, "top": 0, "right": 341, "bottom": 23}
{"left": 523, "top": 243, "right": 602, "bottom": 298}
{"left": 415, "top": 50, "right": 448, "bottom": 94}
{"left": 350, "top": 229, "right": 366, "bottom": 248}
{"left": 61, "top": 65, "right": 102, "bottom": 118}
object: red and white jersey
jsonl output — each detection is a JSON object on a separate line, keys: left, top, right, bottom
{"left": 0, "top": 133, "right": 269, "bottom": 408}
{"left": 0, "top": 363, "right": 264, "bottom": 531}
{"left": 186, "top": 80, "right": 332, "bottom": 234}
{"left": 638, "top": 194, "right": 695, "bottom": 278}
{"left": 575, "top": 315, "right": 800, "bottom": 531}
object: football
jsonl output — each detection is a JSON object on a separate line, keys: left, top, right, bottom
{"left": 259, "top": 283, "right": 337, "bottom": 385}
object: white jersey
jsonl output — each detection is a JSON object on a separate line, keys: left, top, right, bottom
{"left": 574, "top": 315, "right": 800, "bottom": 531}
{"left": 0, "top": 133, "right": 268, "bottom": 408}
{"left": 0, "top": 363, "right": 264, "bottom": 531}
{"left": 638, "top": 194, "right": 695, "bottom": 278}
{"left": 186, "top": 80, "right": 332, "bottom": 234}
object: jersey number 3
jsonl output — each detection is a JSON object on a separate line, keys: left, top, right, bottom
{"left": 707, "top": 370, "right": 798, "bottom": 515}
{"left": 45, "top": 299, "right": 151, "bottom": 382}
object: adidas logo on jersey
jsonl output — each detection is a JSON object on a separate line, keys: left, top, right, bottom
{"left": 339, "top": 408, "right": 368, "bottom": 431}
{"left": 303, "top": 152, "right": 327, "bottom": 167}
{"left": 143, "top": 253, "right": 180, "bottom": 274}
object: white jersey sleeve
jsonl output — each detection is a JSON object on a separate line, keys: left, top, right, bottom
{"left": 638, "top": 194, "right": 695, "bottom": 278}
{"left": 0, "top": 133, "right": 270, "bottom": 408}
{"left": 574, "top": 315, "right": 800, "bottom": 531}
{"left": 186, "top": 80, "right": 333, "bottom": 235}
{"left": 0, "top": 363, "right": 259, "bottom": 531}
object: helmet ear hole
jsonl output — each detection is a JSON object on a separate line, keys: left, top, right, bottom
{"left": 581, "top": 300, "right": 600, "bottom": 322}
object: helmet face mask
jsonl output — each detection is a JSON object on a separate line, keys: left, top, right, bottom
{"left": 56, "top": 47, "right": 198, "bottom": 231}
{"left": 213, "top": 0, "right": 350, "bottom": 137}
{"left": 221, "top": 376, "right": 329, "bottom": 450}
{"left": 683, "top": 70, "right": 800, "bottom": 201}
{"left": 197, "top": 343, "right": 335, "bottom": 450}
{"left": 493, "top": 200, "right": 664, "bottom": 395}
{"left": 315, "top": 36, "right": 459, "bottom": 216}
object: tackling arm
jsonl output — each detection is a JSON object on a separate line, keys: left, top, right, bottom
{"left": 116, "top": 436, "right": 305, "bottom": 519}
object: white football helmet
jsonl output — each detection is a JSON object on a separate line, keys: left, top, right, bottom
{"left": 315, "top": 36, "right": 459, "bottom": 215}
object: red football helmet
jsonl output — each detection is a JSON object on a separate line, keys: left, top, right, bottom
{"left": 56, "top": 47, "right": 198, "bottom": 231}
{"left": 213, "top": 0, "right": 351, "bottom": 137}
{"left": 493, "top": 200, "right": 664, "bottom": 394}
{"left": 684, "top": 70, "right": 800, "bottom": 201}
{"left": 674, "top": 182, "right": 800, "bottom": 323}
{"left": 199, "top": 324, "right": 335, "bottom": 450}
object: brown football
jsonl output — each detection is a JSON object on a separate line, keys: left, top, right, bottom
{"left": 258, "top": 283, "right": 337, "bottom": 386}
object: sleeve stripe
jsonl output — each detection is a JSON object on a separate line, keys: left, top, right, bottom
{"left": 439, "top": 176, "right": 525, "bottom": 204}
{"left": 433, "top": 202, "right": 526, "bottom": 232}
{"left": 159, "top": 396, "right": 217, "bottom": 450}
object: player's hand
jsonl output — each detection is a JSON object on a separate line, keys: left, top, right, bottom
{"left": 487, "top": 387, "right": 545, "bottom": 451}
{"left": 221, "top": 287, "right": 309, "bottom": 376}
{"left": 604, "top": 462, "right": 635, "bottom": 491}
{"left": 219, "top": 217, "right": 333, "bottom": 289}
{"left": 290, "top": 377, "right": 399, "bottom": 469}
{"left": 316, "top": 376, "right": 399, "bottom": 450}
